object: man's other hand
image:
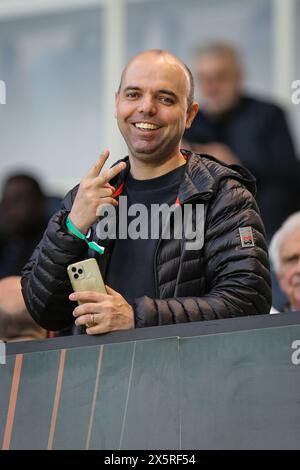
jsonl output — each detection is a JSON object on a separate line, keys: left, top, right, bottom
{"left": 70, "top": 286, "right": 135, "bottom": 334}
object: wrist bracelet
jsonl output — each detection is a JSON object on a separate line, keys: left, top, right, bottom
{"left": 66, "top": 216, "right": 104, "bottom": 255}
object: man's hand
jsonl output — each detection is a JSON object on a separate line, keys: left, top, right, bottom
{"left": 69, "top": 150, "right": 126, "bottom": 234}
{"left": 70, "top": 286, "right": 135, "bottom": 335}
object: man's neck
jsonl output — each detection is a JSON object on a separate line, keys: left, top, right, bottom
{"left": 129, "top": 151, "right": 186, "bottom": 180}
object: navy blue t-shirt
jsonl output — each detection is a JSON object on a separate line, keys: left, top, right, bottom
{"left": 106, "top": 164, "right": 186, "bottom": 305}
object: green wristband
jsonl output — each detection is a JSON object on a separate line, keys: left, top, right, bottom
{"left": 66, "top": 216, "right": 104, "bottom": 255}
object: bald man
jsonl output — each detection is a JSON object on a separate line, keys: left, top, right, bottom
{"left": 184, "top": 42, "right": 300, "bottom": 239}
{"left": 22, "top": 50, "right": 271, "bottom": 335}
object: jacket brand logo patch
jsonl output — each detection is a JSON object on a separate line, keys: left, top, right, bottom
{"left": 239, "top": 226, "right": 255, "bottom": 248}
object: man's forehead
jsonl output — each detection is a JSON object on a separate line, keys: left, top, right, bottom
{"left": 121, "top": 54, "right": 189, "bottom": 90}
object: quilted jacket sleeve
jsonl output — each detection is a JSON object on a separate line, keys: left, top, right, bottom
{"left": 133, "top": 178, "right": 272, "bottom": 327}
{"left": 21, "top": 190, "right": 89, "bottom": 331}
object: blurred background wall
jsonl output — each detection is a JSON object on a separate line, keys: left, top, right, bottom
{"left": 0, "top": 0, "right": 299, "bottom": 197}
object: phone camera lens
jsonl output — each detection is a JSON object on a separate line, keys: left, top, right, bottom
{"left": 71, "top": 267, "right": 76, "bottom": 273}
{"left": 74, "top": 273, "right": 79, "bottom": 279}
{"left": 78, "top": 269, "right": 83, "bottom": 274}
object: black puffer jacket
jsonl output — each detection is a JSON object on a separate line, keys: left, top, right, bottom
{"left": 21, "top": 151, "right": 272, "bottom": 331}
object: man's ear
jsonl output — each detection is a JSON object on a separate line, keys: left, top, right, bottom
{"left": 185, "top": 102, "right": 199, "bottom": 129}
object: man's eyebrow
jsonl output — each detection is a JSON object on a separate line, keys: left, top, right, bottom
{"left": 283, "top": 253, "right": 299, "bottom": 262}
{"left": 123, "top": 86, "right": 141, "bottom": 92}
{"left": 158, "top": 89, "right": 178, "bottom": 99}
{"left": 122, "top": 86, "right": 178, "bottom": 99}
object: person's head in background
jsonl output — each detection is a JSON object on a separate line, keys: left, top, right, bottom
{"left": 270, "top": 212, "right": 300, "bottom": 311}
{"left": 0, "top": 173, "right": 46, "bottom": 238}
{"left": 194, "top": 42, "right": 243, "bottom": 116}
{"left": 0, "top": 276, "right": 47, "bottom": 342}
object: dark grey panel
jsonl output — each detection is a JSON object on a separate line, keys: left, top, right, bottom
{"left": 179, "top": 325, "right": 300, "bottom": 450}
{"left": 0, "top": 356, "right": 16, "bottom": 446}
{"left": 53, "top": 345, "right": 101, "bottom": 450}
{"left": 120, "top": 337, "right": 180, "bottom": 450}
{"left": 89, "top": 341, "right": 134, "bottom": 450}
{"left": 2, "top": 321, "right": 300, "bottom": 449}
{"left": 7, "top": 313, "right": 300, "bottom": 356}
{"left": 10, "top": 350, "right": 61, "bottom": 449}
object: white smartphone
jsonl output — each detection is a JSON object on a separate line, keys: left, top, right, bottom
{"left": 67, "top": 258, "right": 107, "bottom": 303}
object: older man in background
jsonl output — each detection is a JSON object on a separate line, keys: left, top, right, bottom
{"left": 184, "top": 42, "right": 300, "bottom": 239}
{"left": 270, "top": 212, "right": 300, "bottom": 312}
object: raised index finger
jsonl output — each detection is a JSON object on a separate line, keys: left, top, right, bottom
{"left": 86, "top": 149, "right": 110, "bottom": 178}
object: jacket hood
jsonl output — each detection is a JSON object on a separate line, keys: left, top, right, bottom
{"left": 179, "top": 150, "right": 256, "bottom": 203}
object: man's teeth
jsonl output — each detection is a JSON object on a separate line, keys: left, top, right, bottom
{"left": 135, "top": 122, "right": 159, "bottom": 130}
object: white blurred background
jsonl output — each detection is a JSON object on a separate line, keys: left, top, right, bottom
{"left": 0, "top": 0, "right": 299, "bottom": 197}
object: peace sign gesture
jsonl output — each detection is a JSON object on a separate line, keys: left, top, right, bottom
{"left": 69, "top": 150, "right": 126, "bottom": 234}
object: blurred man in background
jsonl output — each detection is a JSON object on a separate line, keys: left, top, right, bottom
{"left": 0, "top": 173, "right": 48, "bottom": 278}
{"left": 270, "top": 212, "right": 300, "bottom": 312}
{"left": 184, "top": 42, "right": 300, "bottom": 239}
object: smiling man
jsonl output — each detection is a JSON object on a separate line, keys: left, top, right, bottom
{"left": 115, "top": 52, "right": 197, "bottom": 176}
{"left": 21, "top": 50, "right": 271, "bottom": 335}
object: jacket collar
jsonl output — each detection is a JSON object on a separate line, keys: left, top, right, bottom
{"left": 178, "top": 149, "right": 256, "bottom": 203}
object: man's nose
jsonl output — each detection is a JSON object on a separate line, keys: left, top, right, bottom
{"left": 137, "top": 94, "right": 156, "bottom": 115}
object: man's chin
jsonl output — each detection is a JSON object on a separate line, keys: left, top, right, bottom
{"left": 130, "top": 145, "right": 162, "bottom": 159}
